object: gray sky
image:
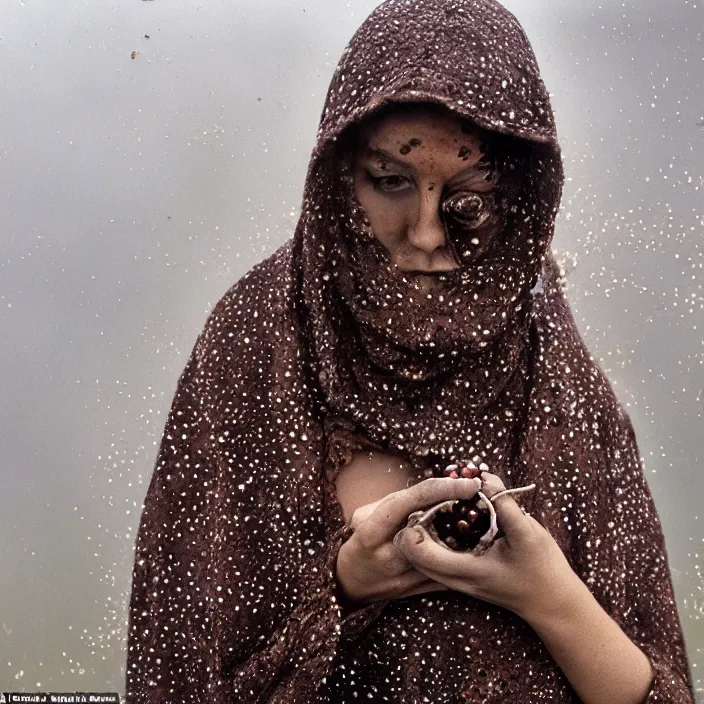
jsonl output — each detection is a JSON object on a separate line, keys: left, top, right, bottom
{"left": 1, "top": 0, "right": 702, "bottom": 695}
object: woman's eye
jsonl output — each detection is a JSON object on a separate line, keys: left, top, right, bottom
{"left": 442, "top": 192, "right": 493, "bottom": 229}
{"left": 369, "top": 174, "right": 410, "bottom": 193}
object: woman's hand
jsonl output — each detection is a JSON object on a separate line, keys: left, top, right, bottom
{"left": 336, "top": 477, "right": 483, "bottom": 606}
{"left": 394, "top": 472, "right": 582, "bottom": 622}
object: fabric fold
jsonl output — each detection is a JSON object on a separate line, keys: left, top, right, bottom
{"left": 126, "top": 257, "right": 391, "bottom": 703}
{"left": 581, "top": 410, "right": 693, "bottom": 702}
{"left": 524, "top": 258, "right": 694, "bottom": 703}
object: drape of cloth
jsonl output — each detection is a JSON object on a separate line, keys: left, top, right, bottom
{"left": 125, "top": 0, "right": 693, "bottom": 701}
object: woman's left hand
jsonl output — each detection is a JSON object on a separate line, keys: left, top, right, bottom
{"left": 394, "top": 472, "right": 582, "bottom": 622}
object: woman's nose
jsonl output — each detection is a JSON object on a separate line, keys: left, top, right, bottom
{"left": 406, "top": 194, "right": 459, "bottom": 268}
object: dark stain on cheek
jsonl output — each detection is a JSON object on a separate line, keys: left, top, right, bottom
{"left": 409, "top": 138, "right": 422, "bottom": 147}
{"left": 458, "top": 145, "right": 472, "bottom": 160}
{"left": 399, "top": 144, "right": 412, "bottom": 155}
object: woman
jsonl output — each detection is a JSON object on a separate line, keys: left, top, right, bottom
{"left": 124, "top": 0, "right": 694, "bottom": 702}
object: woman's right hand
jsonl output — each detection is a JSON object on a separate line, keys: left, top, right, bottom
{"left": 335, "top": 477, "right": 483, "bottom": 606}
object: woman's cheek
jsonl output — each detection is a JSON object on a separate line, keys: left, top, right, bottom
{"left": 366, "top": 198, "right": 407, "bottom": 245}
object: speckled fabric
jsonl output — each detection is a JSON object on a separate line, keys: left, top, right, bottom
{"left": 125, "top": 0, "right": 694, "bottom": 702}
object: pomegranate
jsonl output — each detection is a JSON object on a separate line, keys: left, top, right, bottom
{"left": 407, "top": 459, "right": 536, "bottom": 554}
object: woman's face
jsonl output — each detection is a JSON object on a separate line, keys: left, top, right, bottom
{"left": 352, "top": 105, "right": 500, "bottom": 289}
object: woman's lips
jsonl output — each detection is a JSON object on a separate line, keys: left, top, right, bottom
{"left": 410, "top": 273, "right": 445, "bottom": 292}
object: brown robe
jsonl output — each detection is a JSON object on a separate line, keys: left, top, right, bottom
{"left": 125, "top": 0, "right": 694, "bottom": 701}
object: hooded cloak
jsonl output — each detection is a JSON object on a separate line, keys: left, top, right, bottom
{"left": 125, "top": 0, "right": 694, "bottom": 701}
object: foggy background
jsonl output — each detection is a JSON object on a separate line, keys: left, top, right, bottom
{"left": 1, "top": 0, "right": 702, "bottom": 696}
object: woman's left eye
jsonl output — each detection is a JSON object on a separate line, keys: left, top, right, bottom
{"left": 369, "top": 174, "right": 410, "bottom": 192}
{"left": 442, "top": 192, "right": 493, "bottom": 229}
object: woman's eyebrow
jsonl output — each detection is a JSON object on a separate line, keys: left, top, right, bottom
{"left": 364, "top": 147, "right": 414, "bottom": 172}
{"left": 364, "top": 146, "right": 492, "bottom": 184}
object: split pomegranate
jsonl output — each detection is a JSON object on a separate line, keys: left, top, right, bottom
{"left": 405, "top": 459, "right": 536, "bottom": 554}
{"left": 434, "top": 459, "right": 493, "bottom": 550}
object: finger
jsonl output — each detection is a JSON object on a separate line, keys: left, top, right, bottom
{"left": 367, "top": 477, "right": 482, "bottom": 545}
{"left": 395, "top": 524, "right": 483, "bottom": 579}
{"left": 349, "top": 497, "right": 385, "bottom": 532}
{"left": 487, "top": 490, "right": 531, "bottom": 544}
{"left": 477, "top": 472, "right": 507, "bottom": 497}
{"left": 477, "top": 473, "right": 533, "bottom": 544}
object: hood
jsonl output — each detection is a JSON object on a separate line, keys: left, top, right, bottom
{"left": 291, "top": 0, "right": 565, "bottom": 458}
{"left": 315, "top": 0, "right": 559, "bottom": 149}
